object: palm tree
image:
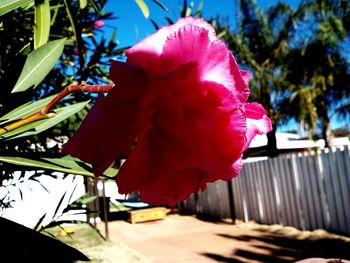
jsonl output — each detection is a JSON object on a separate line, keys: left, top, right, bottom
{"left": 218, "top": 0, "right": 350, "bottom": 152}
{"left": 218, "top": 0, "right": 308, "bottom": 156}
{"left": 282, "top": 0, "right": 350, "bottom": 146}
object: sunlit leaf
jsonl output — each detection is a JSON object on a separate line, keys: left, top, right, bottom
{"left": 63, "top": 0, "right": 85, "bottom": 69}
{"left": 34, "top": 0, "right": 51, "bottom": 49}
{"left": 217, "top": 30, "right": 227, "bottom": 39}
{"left": 43, "top": 156, "right": 92, "bottom": 172}
{"left": 0, "top": 155, "right": 118, "bottom": 178}
{"left": 50, "top": 4, "right": 64, "bottom": 26}
{"left": 70, "top": 194, "right": 97, "bottom": 206}
{"left": 12, "top": 38, "right": 66, "bottom": 93}
{"left": 0, "top": 119, "right": 46, "bottom": 139}
{"left": 135, "top": 0, "right": 149, "bottom": 18}
{"left": 0, "top": 0, "right": 33, "bottom": 16}
{"left": 195, "top": 1, "right": 203, "bottom": 17}
{"left": 1, "top": 100, "right": 89, "bottom": 140}
{"left": 43, "top": 156, "right": 118, "bottom": 178}
{"left": 0, "top": 156, "right": 94, "bottom": 176}
{"left": 79, "top": 0, "right": 87, "bottom": 9}
{"left": 35, "top": 101, "right": 89, "bottom": 133}
{"left": 0, "top": 94, "right": 56, "bottom": 125}
{"left": 102, "top": 166, "right": 118, "bottom": 178}
{"left": 18, "top": 42, "right": 31, "bottom": 55}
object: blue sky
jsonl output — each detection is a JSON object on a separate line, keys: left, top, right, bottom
{"left": 103, "top": 0, "right": 301, "bottom": 47}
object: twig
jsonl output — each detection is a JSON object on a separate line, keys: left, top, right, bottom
{"left": 0, "top": 82, "right": 114, "bottom": 136}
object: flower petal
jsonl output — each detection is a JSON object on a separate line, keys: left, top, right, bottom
{"left": 126, "top": 17, "right": 216, "bottom": 76}
{"left": 116, "top": 127, "right": 199, "bottom": 205}
{"left": 63, "top": 95, "right": 118, "bottom": 175}
{"left": 243, "top": 102, "right": 273, "bottom": 150}
{"left": 63, "top": 61, "right": 149, "bottom": 175}
{"left": 161, "top": 25, "right": 250, "bottom": 103}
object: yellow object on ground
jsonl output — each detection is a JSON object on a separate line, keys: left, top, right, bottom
{"left": 128, "top": 207, "right": 169, "bottom": 224}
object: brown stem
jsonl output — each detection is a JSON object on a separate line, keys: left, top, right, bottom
{"left": 0, "top": 82, "right": 114, "bottom": 136}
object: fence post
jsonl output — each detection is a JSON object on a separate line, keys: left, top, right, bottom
{"left": 227, "top": 180, "right": 236, "bottom": 222}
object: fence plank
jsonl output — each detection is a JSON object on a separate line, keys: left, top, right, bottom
{"left": 180, "top": 146, "right": 350, "bottom": 236}
{"left": 291, "top": 154, "right": 306, "bottom": 229}
{"left": 334, "top": 147, "right": 350, "bottom": 233}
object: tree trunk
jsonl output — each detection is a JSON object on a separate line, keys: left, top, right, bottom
{"left": 266, "top": 123, "right": 278, "bottom": 157}
{"left": 321, "top": 116, "right": 333, "bottom": 148}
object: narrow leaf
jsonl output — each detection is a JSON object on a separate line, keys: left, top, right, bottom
{"left": 50, "top": 4, "right": 64, "bottom": 26}
{"left": 0, "top": 94, "right": 56, "bottom": 125}
{"left": 12, "top": 38, "right": 66, "bottom": 93}
{"left": 18, "top": 42, "right": 31, "bottom": 55}
{"left": 0, "top": 119, "right": 46, "bottom": 140}
{"left": 43, "top": 156, "right": 93, "bottom": 174}
{"left": 35, "top": 100, "right": 90, "bottom": 133}
{"left": 1, "top": 100, "right": 89, "bottom": 140}
{"left": 0, "top": 0, "right": 33, "bottom": 16}
{"left": 34, "top": 0, "right": 51, "bottom": 49}
{"left": 34, "top": 213, "right": 47, "bottom": 231}
{"left": 165, "top": 16, "right": 174, "bottom": 25}
{"left": 53, "top": 191, "right": 68, "bottom": 220}
{"left": 70, "top": 195, "right": 97, "bottom": 206}
{"left": 150, "top": 18, "right": 159, "bottom": 30}
{"left": 135, "top": 0, "right": 149, "bottom": 18}
{"left": 0, "top": 156, "right": 118, "bottom": 177}
{"left": 0, "top": 156, "right": 95, "bottom": 176}
{"left": 63, "top": 0, "right": 84, "bottom": 70}
{"left": 67, "top": 182, "right": 78, "bottom": 205}
{"left": 79, "top": 0, "right": 87, "bottom": 9}
{"left": 43, "top": 156, "right": 118, "bottom": 178}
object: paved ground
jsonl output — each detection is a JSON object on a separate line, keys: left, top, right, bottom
{"left": 97, "top": 213, "right": 350, "bottom": 263}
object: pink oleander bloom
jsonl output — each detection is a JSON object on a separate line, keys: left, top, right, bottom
{"left": 94, "top": 20, "right": 105, "bottom": 28}
{"left": 63, "top": 17, "right": 272, "bottom": 206}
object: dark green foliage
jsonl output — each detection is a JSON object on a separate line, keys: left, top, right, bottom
{"left": 0, "top": 0, "right": 126, "bottom": 155}
{"left": 0, "top": 216, "right": 90, "bottom": 262}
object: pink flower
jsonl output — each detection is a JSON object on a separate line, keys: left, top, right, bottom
{"left": 63, "top": 17, "right": 272, "bottom": 206}
{"left": 94, "top": 20, "right": 105, "bottom": 29}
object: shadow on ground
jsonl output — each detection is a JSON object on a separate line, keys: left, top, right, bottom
{"left": 201, "top": 231, "right": 350, "bottom": 263}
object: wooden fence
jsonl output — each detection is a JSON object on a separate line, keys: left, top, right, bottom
{"left": 181, "top": 146, "right": 350, "bottom": 235}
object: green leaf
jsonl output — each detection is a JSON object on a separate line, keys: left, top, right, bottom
{"left": 0, "top": 0, "right": 33, "bottom": 16}
{"left": 1, "top": 100, "right": 89, "bottom": 140}
{"left": 0, "top": 155, "right": 118, "bottom": 178}
{"left": 50, "top": 4, "right": 64, "bottom": 26}
{"left": 79, "top": 0, "right": 87, "bottom": 9}
{"left": 70, "top": 194, "right": 97, "bottom": 206}
{"left": 43, "top": 156, "right": 118, "bottom": 178}
{"left": 34, "top": 0, "right": 51, "bottom": 49}
{"left": 0, "top": 94, "right": 56, "bottom": 125}
{"left": 0, "top": 156, "right": 94, "bottom": 176}
{"left": 103, "top": 166, "right": 118, "bottom": 178}
{"left": 35, "top": 100, "right": 90, "bottom": 133}
{"left": 135, "top": 0, "right": 149, "bottom": 18}
{"left": 0, "top": 119, "right": 47, "bottom": 139}
{"left": 18, "top": 42, "right": 31, "bottom": 55}
{"left": 43, "top": 156, "right": 92, "bottom": 173}
{"left": 217, "top": 30, "right": 227, "bottom": 39}
{"left": 12, "top": 38, "right": 66, "bottom": 93}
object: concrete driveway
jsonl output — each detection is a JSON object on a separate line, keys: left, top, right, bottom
{"left": 100, "top": 213, "right": 350, "bottom": 263}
